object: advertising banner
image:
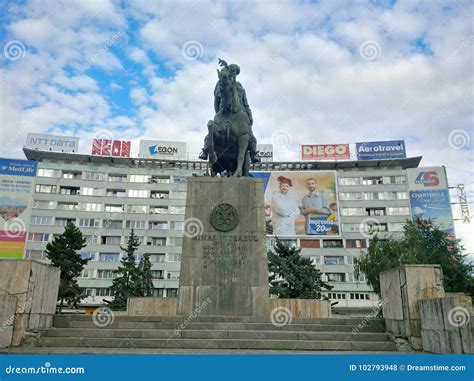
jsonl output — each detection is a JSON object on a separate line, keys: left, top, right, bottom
{"left": 407, "top": 167, "right": 448, "bottom": 190}
{"left": 0, "top": 158, "right": 37, "bottom": 259}
{"left": 409, "top": 189, "right": 454, "bottom": 238}
{"left": 355, "top": 140, "right": 406, "bottom": 160}
{"left": 139, "top": 140, "right": 187, "bottom": 160}
{"left": 252, "top": 171, "right": 340, "bottom": 237}
{"left": 91, "top": 139, "right": 131, "bottom": 157}
{"left": 256, "top": 144, "right": 273, "bottom": 162}
{"left": 301, "top": 144, "right": 350, "bottom": 160}
{"left": 26, "top": 133, "right": 79, "bottom": 153}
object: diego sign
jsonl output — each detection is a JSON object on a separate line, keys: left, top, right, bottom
{"left": 301, "top": 144, "right": 350, "bottom": 160}
{"left": 26, "top": 133, "right": 79, "bottom": 153}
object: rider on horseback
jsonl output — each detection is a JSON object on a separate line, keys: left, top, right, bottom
{"left": 199, "top": 59, "right": 260, "bottom": 163}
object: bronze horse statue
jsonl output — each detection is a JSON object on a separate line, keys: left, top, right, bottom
{"left": 207, "top": 66, "right": 251, "bottom": 177}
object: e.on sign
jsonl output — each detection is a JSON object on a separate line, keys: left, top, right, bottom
{"left": 301, "top": 144, "right": 350, "bottom": 160}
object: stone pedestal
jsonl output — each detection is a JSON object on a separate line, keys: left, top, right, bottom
{"left": 177, "top": 176, "right": 270, "bottom": 317}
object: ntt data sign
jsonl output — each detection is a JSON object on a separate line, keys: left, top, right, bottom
{"left": 26, "top": 133, "right": 79, "bottom": 153}
{"left": 139, "top": 140, "right": 187, "bottom": 160}
{"left": 356, "top": 140, "right": 406, "bottom": 161}
{"left": 301, "top": 144, "right": 350, "bottom": 160}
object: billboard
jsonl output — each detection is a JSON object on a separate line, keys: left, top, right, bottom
{"left": 256, "top": 144, "right": 273, "bottom": 162}
{"left": 0, "top": 158, "right": 37, "bottom": 259}
{"left": 92, "top": 139, "right": 131, "bottom": 157}
{"left": 139, "top": 140, "right": 187, "bottom": 160}
{"left": 301, "top": 144, "right": 350, "bottom": 161}
{"left": 252, "top": 171, "right": 340, "bottom": 237}
{"left": 355, "top": 140, "right": 406, "bottom": 160}
{"left": 409, "top": 190, "right": 454, "bottom": 238}
{"left": 26, "top": 133, "right": 79, "bottom": 153}
{"left": 407, "top": 167, "right": 448, "bottom": 190}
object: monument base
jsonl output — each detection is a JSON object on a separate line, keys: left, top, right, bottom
{"left": 177, "top": 176, "right": 269, "bottom": 317}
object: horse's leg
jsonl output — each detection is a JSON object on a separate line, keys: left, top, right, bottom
{"left": 234, "top": 134, "right": 250, "bottom": 177}
{"left": 242, "top": 150, "right": 250, "bottom": 177}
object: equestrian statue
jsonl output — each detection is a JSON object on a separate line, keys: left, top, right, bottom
{"left": 199, "top": 59, "right": 259, "bottom": 177}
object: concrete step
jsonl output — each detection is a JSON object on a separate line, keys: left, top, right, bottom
{"left": 44, "top": 328, "right": 391, "bottom": 342}
{"left": 39, "top": 337, "right": 397, "bottom": 352}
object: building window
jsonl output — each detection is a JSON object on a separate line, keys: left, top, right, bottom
{"left": 126, "top": 220, "right": 146, "bottom": 230}
{"left": 150, "top": 191, "right": 169, "bottom": 199}
{"left": 80, "top": 252, "right": 96, "bottom": 260}
{"left": 79, "top": 219, "right": 99, "bottom": 228}
{"left": 130, "top": 175, "right": 149, "bottom": 183}
{"left": 326, "top": 273, "right": 346, "bottom": 282}
{"left": 338, "top": 177, "right": 361, "bottom": 186}
{"left": 82, "top": 187, "right": 104, "bottom": 196}
{"left": 57, "top": 202, "right": 78, "bottom": 211}
{"left": 173, "top": 176, "right": 187, "bottom": 184}
{"left": 83, "top": 172, "right": 106, "bottom": 181}
{"left": 62, "top": 171, "right": 81, "bottom": 179}
{"left": 25, "top": 250, "right": 45, "bottom": 260}
{"left": 30, "top": 216, "right": 53, "bottom": 225}
{"left": 150, "top": 176, "right": 170, "bottom": 184}
{"left": 324, "top": 256, "right": 344, "bottom": 265}
{"left": 150, "top": 254, "right": 165, "bottom": 263}
{"left": 151, "top": 270, "right": 164, "bottom": 279}
{"left": 168, "top": 237, "right": 183, "bottom": 246}
{"left": 322, "top": 239, "right": 343, "bottom": 248}
{"left": 35, "top": 184, "right": 57, "bottom": 194}
{"left": 150, "top": 221, "right": 168, "bottom": 230}
{"left": 106, "top": 189, "right": 126, "bottom": 197}
{"left": 170, "top": 191, "right": 186, "bottom": 199}
{"left": 37, "top": 168, "right": 61, "bottom": 177}
{"left": 27, "top": 233, "right": 49, "bottom": 242}
{"left": 300, "top": 239, "right": 320, "bottom": 248}
{"left": 101, "top": 236, "right": 121, "bottom": 245}
{"left": 55, "top": 218, "right": 75, "bottom": 227}
{"left": 150, "top": 206, "right": 168, "bottom": 214}
{"left": 388, "top": 222, "right": 405, "bottom": 232}
{"left": 170, "top": 206, "right": 185, "bottom": 215}
{"left": 153, "top": 288, "right": 165, "bottom": 297}
{"left": 97, "top": 270, "right": 117, "bottom": 279}
{"left": 387, "top": 207, "right": 410, "bottom": 216}
{"left": 346, "top": 239, "right": 367, "bottom": 249}
{"left": 79, "top": 269, "right": 94, "bottom": 278}
{"left": 166, "top": 271, "right": 180, "bottom": 280}
{"left": 149, "top": 237, "right": 166, "bottom": 246}
{"left": 80, "top": 203, "right": 103, "bottom": 212}
{"left": 99, "top": 253, "right": 119, "bottom": 262}
{"left": 103, "top": 220, "right": 122, "bottom": 229}
{"left": 59, "top": 186, "right": 80, "bottom": 195}
{"left": 127, "top": 205, "right": 147, "bottom": 213}
{"left": 366, "top": 207, "right": 385, "bottom": 216}
{"left": 346, "top": 256, "right": 353, "bottom": 265}
{"left": 128, "top": 189, "right": 149, "bottom": 198}
{"left": 310, "top": 256, "right": 321, "bottom": 265}
{"left": 105, "top": 204, "right": 123, "bottom": 213}
{"left": 339, "top": 192, "right": 362, "bottom": 201}
{"left": 33, "top": 200, "right": 56, "bottom": 209}
{"left": 341, "top": 208, "right": 365, "bottom": 216}
{"left": 166, "top": 253, "right": 181, "bottom": 262}
{"left": 166, "top": 289, "right": 178, "bottom": 297}
{"left": 108, "top": 174, "right": 127, "bottom": 182}
{"left": 382, "top": 176, "right": 406, "bottom": 184}
{"left": 96, "top": 288, "right": 114, "bottom": 297}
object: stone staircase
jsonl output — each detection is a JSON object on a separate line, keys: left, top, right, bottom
{"left": 31, "top": 315, "right": 397, "bottom": 352}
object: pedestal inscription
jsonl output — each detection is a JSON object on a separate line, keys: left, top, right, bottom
{"left": 177, "top": 177, "right": 270, "bottom": 317}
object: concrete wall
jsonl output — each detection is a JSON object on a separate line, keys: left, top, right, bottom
{"left": 0, "top": 259, "right": 60, "bottom": 346}
{"left": 270, "top": 299, "right": 331, "bottom": 319}
{"left": 419, "top": 294, "right": 472, "bottom": 354}
{"left": 127, "top": 297, "right": 178, "bottom": 316}
{"left": 380, "top": 265, "right": 445, "bottom": 350}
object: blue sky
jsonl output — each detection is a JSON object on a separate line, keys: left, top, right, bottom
{"left": 0, "top": 0, "right": 472, "bottom": 252}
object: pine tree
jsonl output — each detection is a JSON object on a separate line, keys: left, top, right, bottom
{"left": 268, "top": 238, "right": 332, "bottom": 299}
{"left": 355, "top": 218, "right": 473, "bottom": 296}
{"left": 45, "top": 223, "right": 88, "bottom": 313}
{"left": 109, "top": 229, "right": 142, "bottom": 310}
{"left": 138, "top": 253, "right": 154, "bottom": 297}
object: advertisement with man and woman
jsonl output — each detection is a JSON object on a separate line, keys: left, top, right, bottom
{"left": 252, "top": 171, "right": 340, "bottom": 237}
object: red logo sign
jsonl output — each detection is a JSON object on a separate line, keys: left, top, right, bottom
{"left": 415, "top": 171, "right": 440, "bottom": 187}
{"left": 302, "top": 144, "right": 350, "bottom": 160}
{"left": 92, "top": 139, "right": 131, "bottom": 157}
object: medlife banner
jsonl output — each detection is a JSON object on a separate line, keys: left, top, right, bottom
{"left": 356, "top": 140, "right": 406, "bottom": 160}
{"left": 25, "top": 133, "right": 79, "bottom": 153}
{"left": 139, "top": 140, "right": 187, "bottom": 160}
{"left": 0, "top": 158, "right": 37, "bottom": 259}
